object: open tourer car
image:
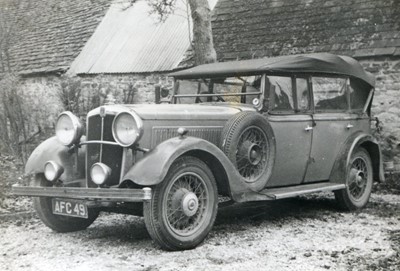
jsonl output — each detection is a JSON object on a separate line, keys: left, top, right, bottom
{"left": 12, "top": 53, "right": 384, "bottom": 250}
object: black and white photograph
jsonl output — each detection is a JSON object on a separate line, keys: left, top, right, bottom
{"left": 0, "top": 0, "right": 399, "bottom": 270}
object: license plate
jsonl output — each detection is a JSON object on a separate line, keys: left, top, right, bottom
{"left": 52, "top": 198, "right": 88, "bottom": 218}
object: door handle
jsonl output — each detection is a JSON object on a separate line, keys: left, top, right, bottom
{"left": 305, "top": 125, "right": 313, "bottom": 131}
{"left": 346, "top": 124, "right": 354, "bottom": 129}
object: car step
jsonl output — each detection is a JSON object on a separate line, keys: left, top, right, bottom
{"left": 259, "top": 182, "right": 345, "bottom": 200}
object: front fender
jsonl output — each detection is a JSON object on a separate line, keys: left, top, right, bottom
{"left": 122, "top": 136, "right": 250, "bottom": 198}
{"left": 330, "top": 132, "right": 384, "bottom": 184}
{"left": 25, "top": 136, "right": 86, "bottom": 181}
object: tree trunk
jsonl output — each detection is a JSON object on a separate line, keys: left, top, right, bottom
{"left": 187, "top": 0, "right": 217, "bottom": 65}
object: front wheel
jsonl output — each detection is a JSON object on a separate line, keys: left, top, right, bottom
{"left": 143, "top": 156, "right": 218, "bottom": 250}
{"left": 33, "top": 174, "right": 99, "bottom": 232}
{"left": 334, "top": 148, "right": 373, "bottom": 211}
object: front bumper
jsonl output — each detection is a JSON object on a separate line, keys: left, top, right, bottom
{"left": 11, "top": 185, "right": 152, "bottom": 202}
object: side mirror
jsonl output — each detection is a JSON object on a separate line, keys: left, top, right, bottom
{"left": 161, "top": 87, "right": 170, "bottom": 98}
{"left": 155, "top": 85, "right": 172, "bottom": 104}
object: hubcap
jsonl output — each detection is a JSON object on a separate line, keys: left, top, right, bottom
{"left": 348, "top": 157, "right": 368, "bottom": 200}
{"left": 181, "top": 192, "right": 199, "bottom": 217}
{"left": 249, "top": 144, "right": 262, "bottom": 165}
{"left": 164, "top": 172, "right": 209, "bottom": 236}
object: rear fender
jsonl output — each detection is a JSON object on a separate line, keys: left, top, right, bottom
{"left": 330, "top": 132, "right": 384, "bottom": 184}
{"left": 25, "top": 136, "right": 86, "bottom": 181}
{"left": 122, "top": 136, "right": 250, "bottom": 199}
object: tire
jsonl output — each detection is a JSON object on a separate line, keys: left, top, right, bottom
{"left": 143, "top": 156, "right": 218, "bottom": 251}
{"left": 334, "top": 148, "right": 373, "bottom": 211}
{"left": 33, "top": 174, "right": 99, "bottom": 232}
{"left": 220, "top": 111, "right": 275, "bottom": 191}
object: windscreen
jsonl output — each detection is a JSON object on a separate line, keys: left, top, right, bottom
{"left": 174, "top": 76, "right": 262, "bottom": 104}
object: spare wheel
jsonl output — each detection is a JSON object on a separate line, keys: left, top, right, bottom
{"left": 220, "top": 111, "right": 276, "bottom": 191}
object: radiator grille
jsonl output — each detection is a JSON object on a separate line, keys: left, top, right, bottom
{"left": 86, "top": 115, "right": 123, "bottom": 187}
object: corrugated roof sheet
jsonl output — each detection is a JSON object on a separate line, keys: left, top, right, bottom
{"left": 69, "top": 1, "right": 218, "bottom": 74}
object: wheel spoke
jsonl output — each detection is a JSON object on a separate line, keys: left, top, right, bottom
{"left": 235, "top": 127, "right": 268, "bottom": 181}
{"left": 348, "top": 157, "right": 369, "bottom": 200}
{"left": 164, "top": 172, "right": 210, "bottom": 236}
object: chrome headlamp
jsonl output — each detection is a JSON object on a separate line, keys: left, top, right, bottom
{"left": 55, "top": 111, "right": 83, "bottom": 146}
{"left": 112, "top": 111, "right": 143, "bottom": 147}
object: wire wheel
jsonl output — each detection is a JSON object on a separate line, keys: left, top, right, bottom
{"left": 143, "top": 156, "right": 218, "bottom": 250}
{"left": 236, "top": 126, "right": 268, "bottom": 181}
{"left": 164, "top": 172, "right": 209, "bottom": 236}
{"left": 334, "top": 148, "right": 373, "bottom": 211}
{"left": 220, "top": 112, "right": 275, "bottom": 190}
{"left": 348, "top": 157, "right": 369, "bottom": 200}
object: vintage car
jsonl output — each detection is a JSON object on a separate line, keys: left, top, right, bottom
{"left": 12, "top": 53, "right": 384, "bottom": 250}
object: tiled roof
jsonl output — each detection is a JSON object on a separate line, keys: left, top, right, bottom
{"left": 212, "top": 0, "right": 400, "bottom": 61}
{"left": 2, "top": 0, "right": 110, "bottom": 76}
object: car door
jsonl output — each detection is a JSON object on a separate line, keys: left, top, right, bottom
{"left": 266, "top": 76, "right": 314, "bottom": 187}
{"left": 304, "top": 76, "right": 356, "bottom": 183}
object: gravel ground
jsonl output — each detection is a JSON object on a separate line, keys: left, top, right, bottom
{"left": 1, "top": 192, "right": 399, "bottom": 271}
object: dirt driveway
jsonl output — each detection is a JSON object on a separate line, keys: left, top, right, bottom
{"left": 1, "top": 192, "right": 399, "bottom": 271}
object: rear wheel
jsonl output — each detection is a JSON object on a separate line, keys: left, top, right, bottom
{"left": 334, "top": 148, "right": 373, "bottom": 211}
{"left": 143, "top": 156, "right": 218, "bottom": 250}
{"left": 33, "top": 174, "right": 99, "bottom": 232}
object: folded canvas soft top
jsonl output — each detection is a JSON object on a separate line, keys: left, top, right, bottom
{"left": 170, "top": 53, "right": 375, "bottom": 87}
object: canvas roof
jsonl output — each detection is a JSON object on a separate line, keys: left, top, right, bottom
{"left": 170, "top": 53, "right": 375, "bottom": 87}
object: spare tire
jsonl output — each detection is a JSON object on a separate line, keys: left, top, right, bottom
{"left": 220, "top": 111, "right": 275, "bottom": 191}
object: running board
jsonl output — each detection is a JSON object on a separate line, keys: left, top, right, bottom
{"left": 259, "top": 183, "right": 345, "bottom": 200}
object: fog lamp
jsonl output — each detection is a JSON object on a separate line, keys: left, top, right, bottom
{"left": 44, "top": 161, "right": 64, "bottom": 182}
{"left": 90, "top": 163, "right": 111, "bottom": 186}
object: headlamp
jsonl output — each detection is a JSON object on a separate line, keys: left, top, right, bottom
{"left": 112, "top": 111, "right": 143, "bottom": 147}
{"left": 55, "top": 111, "right": 82, "bottom": 146}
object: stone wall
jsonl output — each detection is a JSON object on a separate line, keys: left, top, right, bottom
{"left": 78, "top": 73, "right": 173, "bottom": 105}
{"left": 18, "top": 73, "right": 172, "bottom": 126}
{"left": 359, "top": 56, "right": 400, "bottom": 167}
{"left": 19, "top": 75, "right": 63, "bottom": 129}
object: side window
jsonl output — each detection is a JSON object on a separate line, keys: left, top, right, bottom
{"left": 296, "top": 78, "right": 310, "bottom": 111}
{"left": 214, "top": 76, "right": 262, "bottom": 104}
{"left": 312, "top": 77, "right": 348, "bottom": 111}
{"left": 268, "top": 76, "right": 294, "bottom": 112}
{"left": 349, "top": 79, "right": 371, "bottom": 112}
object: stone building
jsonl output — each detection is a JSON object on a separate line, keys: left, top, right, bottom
{"left": 0, "top": 0, "right": 216, "bottom": 118}
{"left": 66, "top": 0, "right": 205, "bottom": 105}
{"left": 0, "top": 0, "right": 111, "bottom": 129}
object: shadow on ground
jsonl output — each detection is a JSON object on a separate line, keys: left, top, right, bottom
{"left": 78, "top": 195, "right": 341, "bottom": 245}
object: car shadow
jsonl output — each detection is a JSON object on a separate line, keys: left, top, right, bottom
{"left": 82, "top": 214, "right": 150, "bottom": 244}
{"left": 215, "top": 195, "right": 340, "bottom": 226}
{"left": 80, "top": 195, "right": 340, "bottom": 245}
